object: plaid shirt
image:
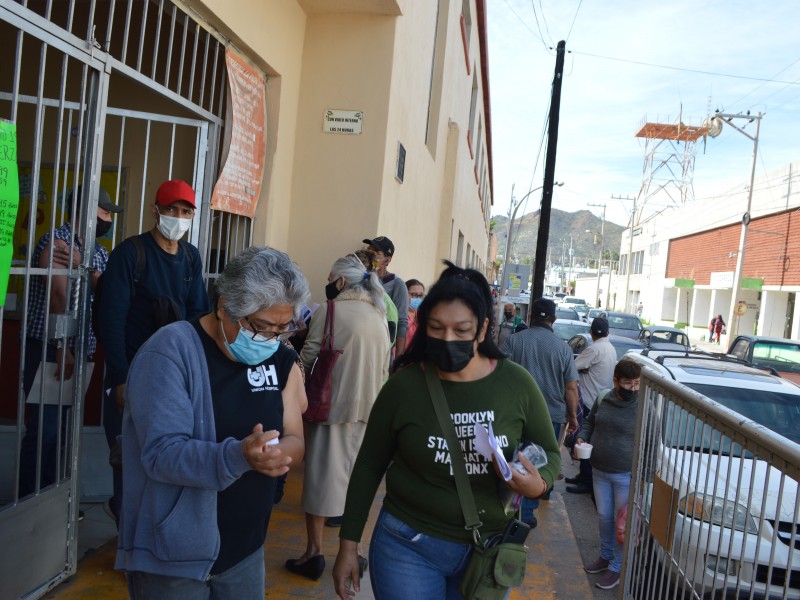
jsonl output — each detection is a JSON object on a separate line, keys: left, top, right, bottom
{"left": 26, "top": 222, "right": 108, "bottom": 356}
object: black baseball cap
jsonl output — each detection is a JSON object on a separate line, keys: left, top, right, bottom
{"left": 363, "top": 236, "right": 395, "bottom": 257}
{"left": 71, "top": 185, "right": 124, "bottom": 213}
{"left": 591, "top": 317, "right": 609, "bottom": 337}
{"left": 531, "top": 297, "right": 556, "bottom": 319}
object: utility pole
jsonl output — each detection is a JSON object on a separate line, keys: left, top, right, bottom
{"left": 531, "top": 40, "right": 566, "bottom": 302}
{"left": 588, "top": 202, "right": 606, "bottom": 307}
{"left": 613, "top": 194, "right": 636, "bottom": 311}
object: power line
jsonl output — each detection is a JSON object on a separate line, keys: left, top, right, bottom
{"left": 565, "top": 0, "right": 583, "bottom": 42}
{"left": 569, "top": 50, "right": 800, "bottom": 85}
{"left": 726, "top": 55, "right": 800, "bottom": 111}
{"left": 502, "top": 0, "right": 549, "bottom": 51}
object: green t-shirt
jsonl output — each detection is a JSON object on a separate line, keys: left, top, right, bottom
{"left": 340, "top": 359, "right": 560, "bottom": 544}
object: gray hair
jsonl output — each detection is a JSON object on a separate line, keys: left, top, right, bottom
{"left": 216, "top": 246, "right": 310, "bottom": 320}
{"left": 331, "top": 253, "right": 386, "bottom": 315}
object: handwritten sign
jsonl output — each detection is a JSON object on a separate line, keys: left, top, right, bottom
{"left": 211, "top": 50, "right": 267, "bottom": 219}
{"left": 0, "top": 120, "right": 19, "bottom": 306}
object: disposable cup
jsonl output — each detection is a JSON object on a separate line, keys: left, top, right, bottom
{"left": 575, "top": 443, "right": 593, "bottom": 459}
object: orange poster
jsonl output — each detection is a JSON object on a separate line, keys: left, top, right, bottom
{"left": 211, "top": 50, "right": 267, "bottom": 218}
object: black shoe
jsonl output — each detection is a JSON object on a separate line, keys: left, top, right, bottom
{"left": 358, "top": 555, "right": 368, "bottom": 579}
{"left": 566, "top": 483, "right": 592, "bottom": 494}
{"left": 325, "top": 515, "right": 343, "bottom": 527}
{"left": 78, "top": 510, "right": 85, "bottom": 521}
{"left": 285, "top": 555, "right": 325, "bottom": 581}
{"left": 564, "top": 475, "right": 584, "bottom": 485}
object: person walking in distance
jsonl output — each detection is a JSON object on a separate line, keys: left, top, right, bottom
{"left": 565, "top": 317, "right": 616, "bottom": 495}
{"left": 501, "top": 297, "right": 579, "bottom": 527}
{"left": 363, "top": 236, "right": 409, "bottom": 356}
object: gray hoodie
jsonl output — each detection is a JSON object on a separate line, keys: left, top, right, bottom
{"left": 577, "top": 388, "right": 638, "bottom": 474}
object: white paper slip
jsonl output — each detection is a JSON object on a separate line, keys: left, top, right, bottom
{"left": 25, "top": 362, "right": 94, "bottom": 406}
{"left": 473, "top": 422, "right": 513, "bottom": 481}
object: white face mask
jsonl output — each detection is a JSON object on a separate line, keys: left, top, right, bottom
{"left": 157, "top": 214, "right": 192, "bottom": 240}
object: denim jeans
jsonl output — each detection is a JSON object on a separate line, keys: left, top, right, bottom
{"left": 369, "top": 509, "right": 473, "bottom": 600}
{"left": 592, "top": 468, "right": 631, "bottom": 573}
{"left": 102, "top": 386, "right": 123, "bottom": 525}
{"left": 19, "top": 339, "right": 66, "bottom": 497}
{"left": 127, "top": 546, "right": 265, "bottom": 600}
{"left": 520, "top": 421, "right": 561, "bottom": 523}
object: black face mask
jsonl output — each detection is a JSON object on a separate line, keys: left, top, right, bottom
{"left": 503, "top": 311, "right": 513, "bottom": 320}
{"left": 325, "top": 280, "right": 341, "bottom": 301}
{"left": 425, "top": 336, "right": 475, "bottom": 373}
{"left": 96, "top": 218, "right": 112, "bottom": 238}
{"left": 617, "top": 387, "right": 638, "bottom": 402}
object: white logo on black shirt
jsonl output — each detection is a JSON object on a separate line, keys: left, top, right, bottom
{"left": 247, "top": 364, "right": 279, "bottom": 391}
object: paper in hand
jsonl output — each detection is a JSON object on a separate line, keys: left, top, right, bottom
{"left": 473, "top": 422, "right": 513, "bottom": 481}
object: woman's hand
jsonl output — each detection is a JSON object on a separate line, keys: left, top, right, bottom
{"left": 241, "top": 424, "right": 292, "bottom": 477}
{"left": 503, "top": 452, "right": 548, "bottom": 499}
{"left": 333, "top": 539, "right": 361, "bottom": 599}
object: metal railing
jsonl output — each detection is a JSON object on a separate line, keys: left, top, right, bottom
{"left": 622, "top": 366, "right": 800, "bottom": 599}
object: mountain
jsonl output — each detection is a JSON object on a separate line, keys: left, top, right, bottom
{"left": 493, "top": 208, "right": 626, "bottom": 267}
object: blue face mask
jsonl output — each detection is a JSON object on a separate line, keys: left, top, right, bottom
{"left": 409, "top": 297, "right": 423, "bottom": 311}
{"left": 221, "top": 320, "right": 280, "bottom": 365}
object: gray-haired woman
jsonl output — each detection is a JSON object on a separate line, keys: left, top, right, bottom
{"left": 286, "top": 252, "right": 392, "bottom": 581}
{"left": 116, "top": 246, "right": 310, "bottom": 599}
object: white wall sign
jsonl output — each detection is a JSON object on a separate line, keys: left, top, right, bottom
{"left": 710, "top": 271, "right": 733, "bottom": 288}
{"left": 323, "top": 109, "right": 363, "bottom": 134}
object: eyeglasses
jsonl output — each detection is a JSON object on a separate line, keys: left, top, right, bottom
{"left": 409, "top": 292, "right": 425, "bottom": 299}
{"left": 241, "top": 318, "right": 300, "bottom": 343}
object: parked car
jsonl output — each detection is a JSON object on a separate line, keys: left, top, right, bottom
{"left": 638, "top": 325, "right": 691, "bottom": 351}
{"left": 585, "top": 308, "right": 604, "bottom": 325}
{"left": 627, "top": 350, "right": 800, "bottom": 599}
{"left": 595, "top": 310, "right": 643, "bottom": 339}
{"left": 727, "top": 335, "right": 800, "bottom": 385}
{"left": 559, "top": 296, "right": 588, "bottom": 309}
{"left": 555, "top": 307, "right": 580, "bottom": 321}
{"left": 568, "top": 332, "right": 645, "bottom": 361}
{"left": 552, "top": 319, "right": 590, "bottom": 342}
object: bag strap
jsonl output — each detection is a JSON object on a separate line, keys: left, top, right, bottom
{"left": 423, "top": 364, "right": 483, "bottom": 538}
{"left": 322, "top": 300, "right": 335, "bottom": 350}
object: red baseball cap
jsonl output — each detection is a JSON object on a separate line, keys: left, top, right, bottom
{"left": 155, "top": 179, "right": 196, "bottom": 208}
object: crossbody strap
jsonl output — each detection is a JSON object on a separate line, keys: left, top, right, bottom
{"left": 322, "top": 300, "right": 335, "bottom": 350}
{"left": 423, "top": 363, "right": 483, "bottom": 537}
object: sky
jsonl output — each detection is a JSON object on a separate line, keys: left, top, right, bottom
{"left": 486, "top": 0, "right": 800, "bottom": 229}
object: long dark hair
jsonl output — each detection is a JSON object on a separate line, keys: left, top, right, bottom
{"left": 393, "top": 261, "right": 504, "bottom": 372}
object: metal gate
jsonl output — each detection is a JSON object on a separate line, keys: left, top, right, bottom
{"left": 0, "top": 1, "right": 244, "bottom": 597}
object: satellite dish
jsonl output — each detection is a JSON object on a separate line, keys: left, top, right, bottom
{"left": 703, "top": 116, "right": 723, "bottom": 138}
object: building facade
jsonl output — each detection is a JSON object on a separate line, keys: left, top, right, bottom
{"left": 612, "top": 160, "right": 800, "bottom": 343}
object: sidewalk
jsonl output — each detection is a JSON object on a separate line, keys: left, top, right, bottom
{"left": 46, "top": 459, "right": 594, "bottom": 599}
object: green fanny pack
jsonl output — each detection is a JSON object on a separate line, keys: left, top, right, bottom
{"left": 460, "top": 542, "right": 527, "bottom": 599}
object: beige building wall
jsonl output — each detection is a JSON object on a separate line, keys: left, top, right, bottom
{"left": 192, "top": 0, "right": 493, "bottom": 298}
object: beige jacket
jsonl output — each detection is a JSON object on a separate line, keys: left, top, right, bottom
{"left": 300, "top": 288, "right": 391, "bottom": 424}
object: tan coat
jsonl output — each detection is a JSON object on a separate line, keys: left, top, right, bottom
{"left": 300, "top": 288, "right": 391, "bottom": 424}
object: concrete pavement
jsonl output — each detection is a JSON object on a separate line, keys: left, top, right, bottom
{"left": 46, "top": 454, "right": 597, "bottom": 599}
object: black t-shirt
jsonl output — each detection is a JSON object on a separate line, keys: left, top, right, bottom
{"left": 192, "top": 319, "right": 297, "bottom": 575}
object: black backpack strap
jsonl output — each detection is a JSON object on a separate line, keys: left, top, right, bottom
{"left": 130, "top": 235, "right": 147, "bottom": 293}
{"left": 177, "top": 239, "right": 195, "bottom": 269}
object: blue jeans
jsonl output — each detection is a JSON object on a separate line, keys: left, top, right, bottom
{"left": 520, "top": 421, "right": 561, "bottom": 523}
{"left": 592, "top": 468, "right": 630, "bottom": 573}
{"left": 369, "top": 509, "right": 472, "bottom": 600}
{"left": 127, "top": 546, "right": 265, "bottom": 600}
{"left": 19, "top": 339, "right": 66, "bottom": 497}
